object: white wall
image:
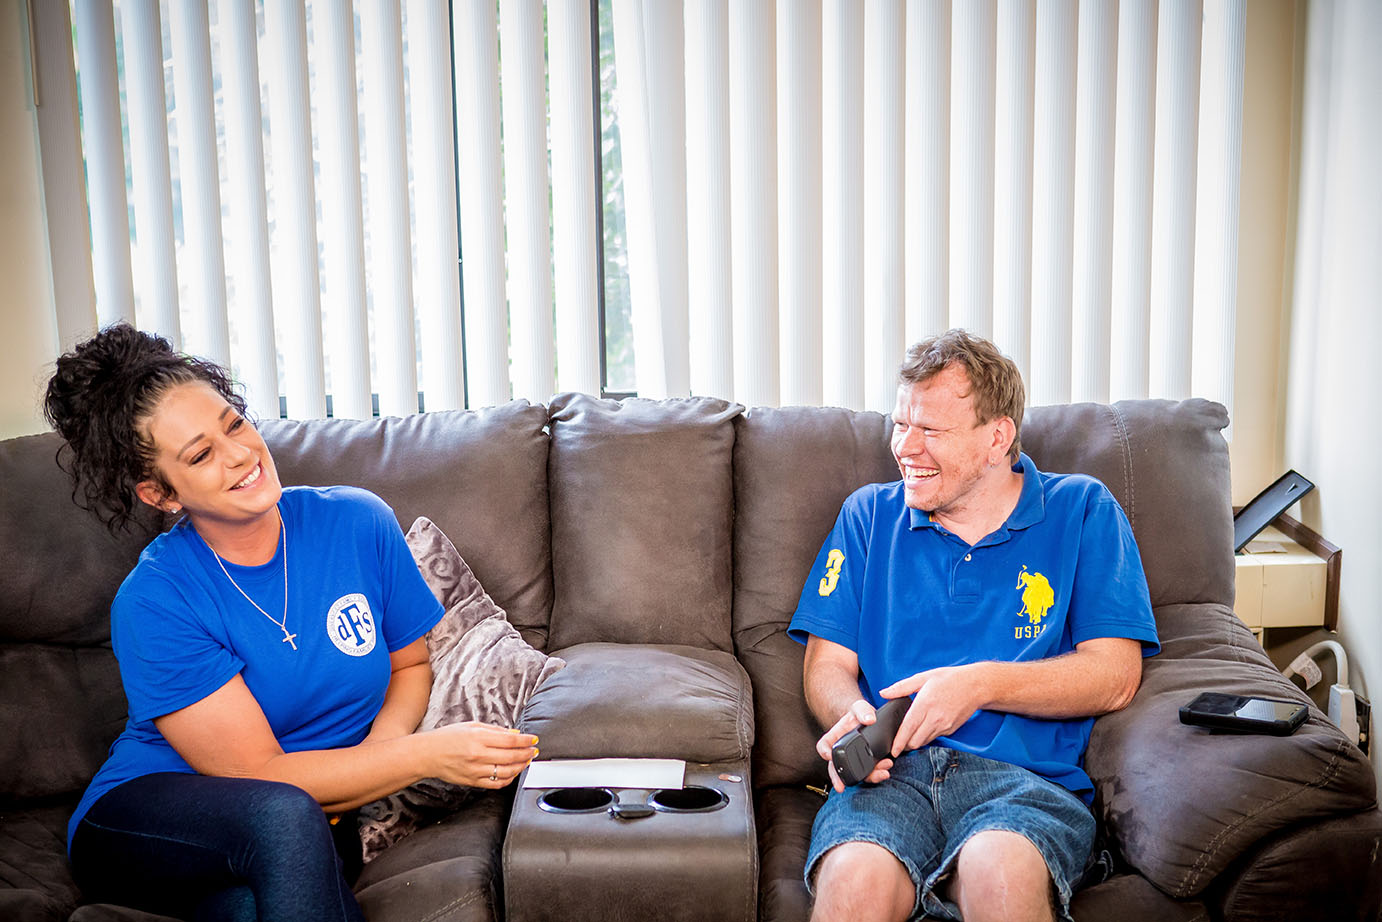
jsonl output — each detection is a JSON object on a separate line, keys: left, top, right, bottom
{"left": 1282, "top": 0, "right": 1382, "bottom": 786}
{"left": 0, "top": 0, "right": 58, "bottom": 438}
{"left": 1226, "top": 0, "right": 1294, "bottom": 504}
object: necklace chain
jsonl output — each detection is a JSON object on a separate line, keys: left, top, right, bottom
{"left": 207, "top": 514, "right": 297, "bottom": 651}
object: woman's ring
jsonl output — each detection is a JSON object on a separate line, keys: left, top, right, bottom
{"left": 490, "top": 765, "right": 498, "bottom": 782}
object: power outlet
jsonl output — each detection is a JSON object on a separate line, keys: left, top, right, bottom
{"left": 1356, "top": 694, "right": 1371, "bottom": 757}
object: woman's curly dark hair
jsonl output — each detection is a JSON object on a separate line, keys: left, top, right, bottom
{"left": 44, "top": 323, "right": 249, "bottom": 533}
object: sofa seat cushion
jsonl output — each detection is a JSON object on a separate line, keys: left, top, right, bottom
{"left": 354, "top": 790, "right": 507, "bottom": 922}
{"left": 520, "top": 643, "right": 754, "bottom": 763}
{"left": 1068, "top": 875, "right": 1208, "bottom": 922}
{"left": 752, "top": 786, "right": 1205, "bottom": 922}
{"left": 1086, "top": 603, "right": 1377, "bottom": 898}
{"left": 1213, "top": 809, "right": 1382, "bottom": 922}
{"left": 0, "top": 802, "right": 82, "bottom": 922}
{"left": 68, "top": 905, "right": 179, "bottom": 921}
{"left": 755, "top": 786, "right": 822, "bottom": 922}
{"left": 59, "top": 802, "right": 509, "bottom": 922}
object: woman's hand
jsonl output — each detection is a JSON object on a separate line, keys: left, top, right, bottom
{"left": 419, "top": 722, "right": 539, "bottom": 789}
{"left": 156, "top": 675, "right": 537, "bottom": 810}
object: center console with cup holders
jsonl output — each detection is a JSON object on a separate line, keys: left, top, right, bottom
{"left": 503, "top": 642, "right": 758, "bottom": 922}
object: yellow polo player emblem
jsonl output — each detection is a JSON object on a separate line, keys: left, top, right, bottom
{"left": 1015, "top": 565, "right": 1055, "bottom": 625}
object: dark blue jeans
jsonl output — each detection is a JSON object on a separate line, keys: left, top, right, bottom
{"left": 70, "top": 772, "right": 365, "bottom": 922}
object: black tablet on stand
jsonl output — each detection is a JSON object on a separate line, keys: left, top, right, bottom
{"left": 1234, "top": 470, "right": 1314, "bottom": 553}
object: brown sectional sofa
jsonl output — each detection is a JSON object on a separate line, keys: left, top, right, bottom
{"left": 2, "top": 394, "right": 1378, "bottom": 921}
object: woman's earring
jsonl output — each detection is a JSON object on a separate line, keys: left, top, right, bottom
{"left": 169, "top": 505, "right": 181, "bottom": 515}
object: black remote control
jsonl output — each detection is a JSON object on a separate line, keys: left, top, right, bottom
{"left": 831, "top": 697, "right": 910, "bottom": 786}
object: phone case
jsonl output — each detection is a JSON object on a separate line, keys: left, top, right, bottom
{"left": 1179, "top": 692, "right": 1308, "bottom": 736}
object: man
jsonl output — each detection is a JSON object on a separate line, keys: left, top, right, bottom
{"left": 789, "top": 330, "right": 1159, "bottom": 922}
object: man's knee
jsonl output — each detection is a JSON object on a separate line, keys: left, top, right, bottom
{"left": 957, "top": 829, "right": 1048, "bottom": 879}
{"left": 811, "top": 841, "right": 914, "bottom": 922}
{"left": 951, "top": 830, "right": 1057, "bottom": 922}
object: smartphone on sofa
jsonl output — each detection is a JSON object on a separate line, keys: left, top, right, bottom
{"left": 1179, "top": 692, "right": 1308, "bottom": 736}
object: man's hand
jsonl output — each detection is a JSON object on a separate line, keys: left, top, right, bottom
{"left": 815, "top": 698, "right": 896, "bottom": 792}
{"left": 880, "top": 665, "right": 986, "bottom": 756}
{"left": 878, "top": 639, "right": 1145, "bottom": 755}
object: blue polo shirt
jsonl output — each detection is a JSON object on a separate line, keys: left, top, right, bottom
{"left": 789, "top": 453, "right": 1158, "bottom": 800}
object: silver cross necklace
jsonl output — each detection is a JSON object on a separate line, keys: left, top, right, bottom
{"left": 207, "top": 513, "right": 297, "bottom": 651}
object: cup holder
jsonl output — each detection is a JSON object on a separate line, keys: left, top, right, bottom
{"left": 538, "top": 787, "right": 617, "bottom": 814}
{"left": 646, "top": 785, "right": 729, "bottom": 814}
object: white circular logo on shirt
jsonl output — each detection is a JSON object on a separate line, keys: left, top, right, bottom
{"left": 326, "top": 593, "right": 377, "bottom": 656}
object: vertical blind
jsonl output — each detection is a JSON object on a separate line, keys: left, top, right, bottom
{"left": 620, "top": 0, "right": 1245, "bottom": 413}
{"left": 65, "top": 0, "right": 1244, "bottom": 420}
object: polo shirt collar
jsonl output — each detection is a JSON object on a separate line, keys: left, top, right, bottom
{"left": 907, "top": 452, "right": 1047, "bottom": 535}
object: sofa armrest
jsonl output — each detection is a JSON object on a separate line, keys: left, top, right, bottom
{"left": 518, "top": 642, "right": 754, "bottom": 764}
{"left": 1084, "top": 603, "right": 1377, "bottom": 899}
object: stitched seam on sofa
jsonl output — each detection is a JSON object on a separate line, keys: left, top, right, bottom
{"left": 1108, "top": 404, "right": 1135, "bottom": 529}
{"left": 1229, "top": 614, "right": 1250, "bottom": 663}
{"left": 739, "top": 780, "right": 758, "bottom": 922}
{"left": 499, "top": 825, "right": 514, "bottom": 917}
{"left": 1220, "top": 603, "right": 1253, "bottom": 664}
{"left": 736, "top": 659, "right": 753, "bottom": 759}
{"left": 1175, "top": 736, "right": 1351, "bottom": 894}
{"left": 1179, "top": 736, "right": 1350, "bottom": 888}
{"left": 418, "top": 885, "right": 484, "bottom": 922}
{"left": 0, "top": 819, "right": 69, "bottom": 888}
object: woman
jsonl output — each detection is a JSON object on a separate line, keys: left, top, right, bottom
{"left": 46, "top": 324, "right": 537, "bottom": 921}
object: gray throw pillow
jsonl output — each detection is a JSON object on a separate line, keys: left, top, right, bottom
{"left": 357, "top": 517, "right": 564, "bottom": 862}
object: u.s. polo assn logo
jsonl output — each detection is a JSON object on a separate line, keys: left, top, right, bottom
{"left": 327, "top": 593, "right": 377, "bottom": 656}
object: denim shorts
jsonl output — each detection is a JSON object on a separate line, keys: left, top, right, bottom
{"left": 805, "top": 746, "right": 1095, "bottom": 921}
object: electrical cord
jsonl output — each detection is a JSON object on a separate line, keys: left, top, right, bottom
{"left": 1282, "top": 639, "right": 1360, "bottom": 744}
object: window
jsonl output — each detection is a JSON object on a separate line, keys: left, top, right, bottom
{"left": 53, "top": 0, "right": 1244, "bottom": 420}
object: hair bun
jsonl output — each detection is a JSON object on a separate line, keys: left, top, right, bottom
{"left": 45, "top": 324, "right": 176, "bottom": 449}
{"left": 44, "top": 323, "right": 242, "bottom": 533}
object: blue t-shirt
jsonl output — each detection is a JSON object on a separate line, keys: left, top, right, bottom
{"left": 788, "top": 453, "right": 1159, "bottom": 801}
{"left": 67, "top": 486, "right": 444, "bottom": 850}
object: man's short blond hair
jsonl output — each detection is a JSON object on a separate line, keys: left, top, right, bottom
{"left": 898, "top": 329, "right": 1026, "bottom": 463}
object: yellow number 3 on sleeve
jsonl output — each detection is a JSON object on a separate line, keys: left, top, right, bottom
{"left": 818, "top": 549, "right": 845, "bottom": 597}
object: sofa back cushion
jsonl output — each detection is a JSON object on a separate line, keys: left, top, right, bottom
{"left": 261, "top": 401, "right": 554, "bottom": 649}
{"left": 732, "top": 407, "right": 900, "bottom": 788}
{"left": 1020, "top": 398, "right": 1233, "bottom": 609}
{"left": 0, "top": 433, "right": 143, "bottom": 799}
{"left": 734, "top": 398, "right": 1234, "bottom": 789}
{"left": 546, "top": 394, "right": 740, "bottom": 652}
